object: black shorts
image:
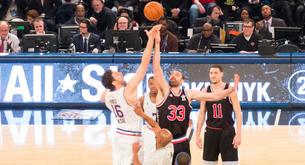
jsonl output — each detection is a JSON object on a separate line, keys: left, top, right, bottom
{"left": 172, "top": 140, "right": 191, "bottom": 165}
{"left": 203, "top": 126, "right": 238, "bottom": 162}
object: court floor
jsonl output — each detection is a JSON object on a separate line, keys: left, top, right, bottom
{"left": 0, "top": 109, "right": 304, "bottom": 165}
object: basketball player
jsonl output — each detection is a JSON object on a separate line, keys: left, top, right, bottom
{"left": 132, "top": 103, "right": 174, "bottom": 165}
{"left": 152, "top": 29, "right": 240, "bottom": 164}
{"left": 100, "top": 24, "right": 161, "bottom": 165}
{"left": 139, "top": 76, "right": 158, "bottom": 162}
{"left": 196, "top": 65, "right": 242, "bottom": 165}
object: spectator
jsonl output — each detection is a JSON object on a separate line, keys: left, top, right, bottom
{"left": 0, "top": 0, "right": 28, "bottom": 20}
{"left": 187, "top": 22, "right": 221, "bottom": 53}
{"left": 112, "top": 0, "right": 137, "bottom": 14}
{"left": 27, "top": 0, "right": 62, "bottom": 31}
{"left": 117, "top": 7, "right": 139, "bottom": 30}
{"left": 33, "top": 17, "right": 48, "bottom": 34}
{"left": 56, "top": 0, "right": 79, "bottom": 24}
{"left": 231, "top": 18, "right": 263, "bottom": 53}
{"left": 114, "top": 16, "right": 133, "bottom": 30}
{"left": 194, "top": 5, "right": 225, "bottom": 28}
{"left": 65, "top": 3, "right": 97, "bottom": 34}
{"left": 90, "top": 0, "right": 116, "bottom": 37}
{"left": 272, "top": 0, "right": 295, "bottom": 26}
{"left": 239, "top": 6, "right": 252, "bottom": 21}
{"left": 256, "top": 5, "right": 287, "bottom": 39}
{"left": 217, "top": 0, "right": 243, "bottom": 21}
{"left": 157, "top": 17, "right": 179, "bottom": 52}
{"left": 26, "top": 9, "right": 40, "bottom": 25}
{"left": 189, "top": 0, "right": 217, "bottom": 26}
{"left": 0, "top": 21, "right": 20, "bottom": 53}
{"left": 162, "top": 0, "right": 190, "bottom": 36}
{"left": 71, "top": 18, "right": 100, "bottom": 53}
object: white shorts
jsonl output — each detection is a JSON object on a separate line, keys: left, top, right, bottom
{"left": 112, "top": 132, "right": 142, "bottom": 165}
{"left": 142, "top": 125, "right": 156, "bottom": 162}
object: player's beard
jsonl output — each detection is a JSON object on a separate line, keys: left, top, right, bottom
{"left": 122, "top": 81, "right": 127, "bottom": 86}
{"left": 169, "top": 80, "right": 179, "bottom": 87}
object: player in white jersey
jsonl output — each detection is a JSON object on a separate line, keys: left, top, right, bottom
{"left": 133, "top": 103, "right": 174, "bottom": 165}
{"left": 101, "top": 25, "right": 162, "bottom": 165}
{"left": 140, "top": 76, "right": 158, "bottom": 162}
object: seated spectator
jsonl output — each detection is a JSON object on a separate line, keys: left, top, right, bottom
{"left": 0, "top": 21, "right": 20, "bottom": 53}
{"left": 256, "top": 5, "right": 287, "bottom": 39}
{"left": 216, "top": 0, "right": 242, "bottom": 21}
{"left": 0, "top": 0, "right": 28, "bottom": 21}
{"left": 157, "top": 17, "right": 179, "bottom": 52}
{"left": 162, "top": 0, "right": 189, "bottom": 36}
{"left": 231, "top": 18, "right": 263, "bottom": 53}
{"left": 187, "top": 22, "right": 221, "bottom": 53}
{"left": 65, "top": 3, "right": 97, "bottom": 34}
{"left": 26, "top": 9, "right": 40, "bottom": 25}
{"left": 272, "top": 0, "right": 295, "bottom": 27}
{"left": 33, "top": 17, "right": 52, "bottom": 34}
{"left": 90, "top": 0, "right": 116, "bottom": 37}
{"left": 195, "top": 5, "right": 225, "bottom": 28}
{"left": 239, "top": 6, "right": 252, "bottom": 21}
{"left": 189, "top": 0, "right": 217, "bottom": 27}
{"left": 114, "top": 16, "right": 133, "bottom": 30}
{"left": 71, "top": 19, "right": 100, "bottom": 53}
{"left": 56, "top": 0, "right": 78, "bottom": 24}
{"left": 112, "top": 0, "right": 137, "bottom": 14}
{"left": 117, "top": 7, "right": 139, "bottom": 30}
{"left": 27, "top": 0, "right": 62, "bottom": 32}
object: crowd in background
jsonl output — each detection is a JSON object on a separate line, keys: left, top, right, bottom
{"left": 0, "top": 0, "right": 305, "bottom": 54}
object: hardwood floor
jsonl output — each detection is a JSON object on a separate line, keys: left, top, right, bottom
{"left": 0, "top": 125, "right": 304, "bottom": 165}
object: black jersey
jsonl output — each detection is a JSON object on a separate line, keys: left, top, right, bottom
{"left": 206, "top": 83, "right": 234, "bottom": 129}
{"left": 157, "top": 89, "right": 192, "bottom": 139}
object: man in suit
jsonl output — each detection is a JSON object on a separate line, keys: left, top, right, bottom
{"left": 256, "top": 5, "right": 287, "bottom": 39}
{"left": 0, "top": 21, "right": 20, "bottom": 53}
{"left": 71, "top": 18, "right": 100, "bottom": 53}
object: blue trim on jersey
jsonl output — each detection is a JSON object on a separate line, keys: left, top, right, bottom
{"left": 116, "top": 128, "right": 142, "bottom": 134}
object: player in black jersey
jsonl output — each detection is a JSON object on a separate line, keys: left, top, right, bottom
{"left": 196, "top": 65, "right": 242, "bottom": 165}
{"left": 152, "top": 30, "right": 240, "bottom": 164}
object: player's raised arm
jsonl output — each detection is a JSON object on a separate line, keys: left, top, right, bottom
{"left": 188, "top": 74, "right": 239, "bottom": 101}
{"left": 124, "top": 25, "right": 162, "bottom": 103}
{"left": 153, "top": 29, "right": 170, "bottom": 96}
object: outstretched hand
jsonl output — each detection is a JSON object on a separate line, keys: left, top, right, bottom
{"left": 145, "top": 24, "right": 162, "bottom": 39}
{"left": 134, "top": 102, "right": 144, "bottom": 117}
{"left": 233, "top": 74, "right": 240, "bottom": 90}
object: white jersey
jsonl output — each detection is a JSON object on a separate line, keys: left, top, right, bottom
{"left": 105, "top": 87, "right": 142, "bottom": 137}
{"left": 142, "top": 92, "right": 157, "bottom": 162}
{"left": 143, "top": 143, "right": 174, "bottom": 165}
{"left": 143, "top": 92, "right": 158, "bottom": 124}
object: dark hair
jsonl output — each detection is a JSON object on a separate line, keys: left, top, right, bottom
{"left": 26, "top": 9, "right": 40, "bottom": 19}
{"left": 210, "top": 65, "right": 223, "bottom": 72}
{"left": 207, "top": 5, "right": 220, "bottom": 16}
{"left": 243, "top": 18, "right": 255, "bottom": 27}
{"left": 148, "top": 76, "right": 154, "bottom": 81}
{"left": 102, "top": 70, "right": 115, "bottom": 91}
{"left": 79, "top": 18, "right": 91, "bottom": 28}
{"left": 175, "top": 152, "right": 191, "bottom": 165}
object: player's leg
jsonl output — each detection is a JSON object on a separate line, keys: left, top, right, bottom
{"left": 202, "top": 128, "right": 221, "bottom": 165}
{"left": 143, "top": 126, "right": 156, "bottom": 162}
{"left": 220, "top": 127, "right": 238, "bottom": 165}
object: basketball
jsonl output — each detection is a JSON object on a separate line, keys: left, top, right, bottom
{"left": 144, "top": 1, "right": 164, "bottom": 21}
